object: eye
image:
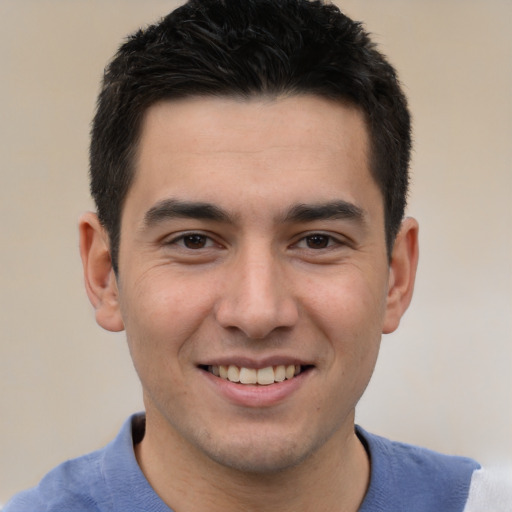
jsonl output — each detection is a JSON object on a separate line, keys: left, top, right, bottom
{"left": 168, "top": 233, "right": 217, "bottom": 250}
{"left": 304, "top": 234, "right": 331, "bottom": 249}
{"left": 181, "top": 234, "right": 209, "bottom": 249}
{"left": 295, "top": 233, "right": 340, "bottom": 250}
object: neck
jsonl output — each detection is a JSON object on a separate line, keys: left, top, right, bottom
{"left": 135, "top": 411, "right": 370, "bottom": 512}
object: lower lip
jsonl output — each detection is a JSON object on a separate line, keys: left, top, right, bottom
{"left": 200, "top": 368, "right": 311, "bottom": 408}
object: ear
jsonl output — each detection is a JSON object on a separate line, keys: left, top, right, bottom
{"left": 79, "top": 212, "right": 124, "bottom": 332}
{"left": 382, "top": 217, "right": 419, "bottom": 334}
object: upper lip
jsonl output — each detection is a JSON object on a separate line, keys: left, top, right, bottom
{"left": 198, "top": 355, "right": 313, "bottom": 369}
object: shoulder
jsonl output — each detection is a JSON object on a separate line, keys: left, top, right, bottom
{"left": 3, "top": 414, "right": 169, "bottom": 512}
{"left": 3, "top": 449, "right": 110, "bottom": 512}
{"left": 361, "top": 427, "right": 480, "bottom": 475}
{"left": 3, "top": 415, "right": 144, "bottom": 512}
{"left": 357, "top": 426, "right": 481, "bottom": 512}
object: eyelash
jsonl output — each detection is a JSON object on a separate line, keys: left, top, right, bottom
{"left": 166, "top": 232, "right": 219, "bottom": 250}
{"left": 166, "top": 232, "right": 345, "bottom": 251}
{"left": 294, "top": 233, "right": 344, "bottom": 250}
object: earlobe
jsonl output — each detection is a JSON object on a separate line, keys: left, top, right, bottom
{"left": 382, "top": 217, "right": 419, "bottom": 334}
{"left": 79, "top": 212, "right": 125, "bottom": 332}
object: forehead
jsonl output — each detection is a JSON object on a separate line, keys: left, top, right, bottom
{"left": 137, "top": 94, "right": 369, "bottom": 160}
{"left": 125, "top": 94, "right": 381, "bottom": 224}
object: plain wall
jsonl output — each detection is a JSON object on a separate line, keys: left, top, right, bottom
{"left": 1, "top": 0, "right": 511, "bottom": 503}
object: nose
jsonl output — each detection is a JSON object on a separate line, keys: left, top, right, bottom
{"left": 214, "top": 244, "right": 299, "bottom": 339}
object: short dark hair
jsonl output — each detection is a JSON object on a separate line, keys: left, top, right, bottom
{"left": 90, "top": 0, "right": 411, "bottom": 272}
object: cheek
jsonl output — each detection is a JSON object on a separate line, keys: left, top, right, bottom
{"left": 302, "top": 270, "right": 386, "bottom": 391}
{"left": 305, "top": 270, "right": 388, "bottom": 336}
{"left": 119, "top": 270, "right": 218, "bottom": 360}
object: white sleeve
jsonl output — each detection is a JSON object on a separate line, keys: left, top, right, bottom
{"left": 463, "top": 467, "right": 512, "bottom": 512}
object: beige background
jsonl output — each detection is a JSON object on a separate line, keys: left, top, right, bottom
{"left": 1, "top": 0, "right": 511, "bottom": 503}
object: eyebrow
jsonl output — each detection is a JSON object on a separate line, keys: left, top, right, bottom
{"left": 282, "top": 200, "right": 366, "bottom": 225}
{"left": 142, "top": 199, "right": 235, "bottom": 228}
{"left": 142, "top": 198, "right": 365, "bottom": 229}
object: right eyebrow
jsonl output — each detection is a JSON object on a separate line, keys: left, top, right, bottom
{"left": 141, "top": 199, "right": 235, "bottom": 228}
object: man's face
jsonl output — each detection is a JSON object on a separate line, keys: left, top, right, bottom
{"left": 115, "top": 95, "right": 395, "bottom": 473}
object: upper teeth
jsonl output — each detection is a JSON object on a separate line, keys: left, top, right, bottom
{"left": 209, "top": 364, "right": 301, "bottom": 385}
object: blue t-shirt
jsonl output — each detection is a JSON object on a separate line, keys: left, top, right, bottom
{"left": 4, "top": 414, "right": 483, "bottom": 511}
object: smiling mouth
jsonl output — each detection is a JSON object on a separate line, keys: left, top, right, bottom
{"left": 200, "top": 364, "right": 311, "bottom": 385}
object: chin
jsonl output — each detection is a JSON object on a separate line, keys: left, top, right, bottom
{"left": 195, "top": 426, "right": 329, "bottom": 475}
{"left": 208, "top": 442, "right": 307, "bottom": 474}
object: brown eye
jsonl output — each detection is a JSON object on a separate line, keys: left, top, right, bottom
{"left": 305, "top": 234, "right": 331, "bottom": 249}
{"left": 182, "top": 234, "right": 208, "bottom": 249}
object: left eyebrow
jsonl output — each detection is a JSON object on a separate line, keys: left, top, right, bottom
{"left": 282, "top": 200, "right": 366, "bottom": 225}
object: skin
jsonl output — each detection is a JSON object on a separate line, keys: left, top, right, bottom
{"left": 80, "top": 95, "right": 419, "bottom": 512}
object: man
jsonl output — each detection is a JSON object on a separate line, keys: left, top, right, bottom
{"left": 4, "top": 1, "right": 509, "bottom": 511}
